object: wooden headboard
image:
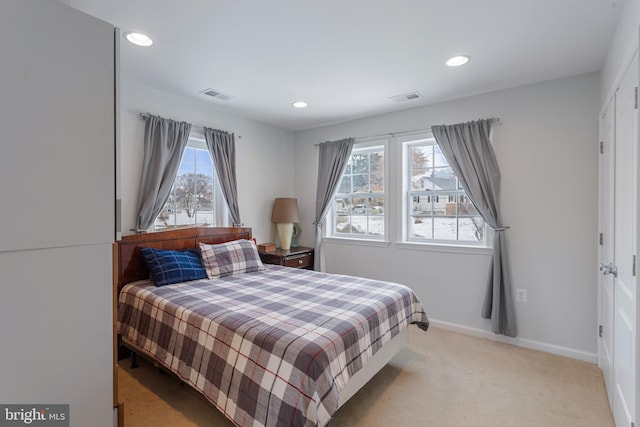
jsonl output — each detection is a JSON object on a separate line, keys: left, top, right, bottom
{"left": 113, "top": 227, "right": 252, "bottom": 294}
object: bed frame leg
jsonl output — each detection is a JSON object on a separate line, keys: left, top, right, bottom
{"left": 116, "top": 334, "right": 131, "bottom": 360}
{"left": 130, "top": 352, "right": 138, "bottom": 369}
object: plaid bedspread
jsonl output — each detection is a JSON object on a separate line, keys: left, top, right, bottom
{"left": 118, "top": 266, "right": 429, "bottom": 427}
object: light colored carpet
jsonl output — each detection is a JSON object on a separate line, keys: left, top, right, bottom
{"left": 118, "top": 327, "right": 614, "bottom": 427}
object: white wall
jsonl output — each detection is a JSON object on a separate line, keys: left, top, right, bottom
{"left": 119, "top": 80, "right": 296, "bottom": 243}
{"left": 601, "top": 0, "right": 639, "bottom": 103}
{"left": 294, "top": 73, "right": 600, "bottom": 360}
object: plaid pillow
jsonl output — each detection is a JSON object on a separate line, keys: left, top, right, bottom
{"left": 199, "top": 239, "right": 265, "bottom": 279}
{"left": 139, "top": 247, "right": 208, "bottom": 286}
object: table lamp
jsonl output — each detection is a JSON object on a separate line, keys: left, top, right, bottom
{"left": 271, "top": 198, "right": 299, "bottom": 250}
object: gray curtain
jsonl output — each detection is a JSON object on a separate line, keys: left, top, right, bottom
{"left": 314, "top": 137, "right": 355, "bottom": 270}
{"left": 431, "top": 119, "right": 516, "bottom": 337}
{"left": 135, "top": 114, "right": 191, "bottom": 232}
{"left": 203, "top": 127, "right": 241, "bottom": 226}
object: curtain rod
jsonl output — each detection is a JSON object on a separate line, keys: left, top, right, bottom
{"left": 139, "top": 113, "right": 242, "bottom": 139}
{"left": 313, "top": 117, "right": 500, "bottom": 147}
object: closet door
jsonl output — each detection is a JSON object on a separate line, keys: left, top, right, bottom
{"left": 612, "top": 52, "right": 637, "bottom": 427}
{"left": 598, "top": 95, "right": 615, "bottom": 408}
{"left": 599, "top": 45, "right": 638, "bottom": 427}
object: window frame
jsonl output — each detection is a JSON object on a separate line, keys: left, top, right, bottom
{"left": 400, "top": 132, "right": 488, "bottom": 248}
{"left": 327, "top": 137, "right": 389, "bottom": 242}
{"left": 153, "top": 135, "right": 227, "bottom": 231}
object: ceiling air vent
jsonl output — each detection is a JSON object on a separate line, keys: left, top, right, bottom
{"left": 389, "top": 92, "right": 423, "bottom": 103}
{"left": 200, "top": 88, "right": 232, "bottom": 101}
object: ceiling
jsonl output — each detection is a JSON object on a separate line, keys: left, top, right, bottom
{"left": 60, "top": 0, "right": 621, "bottom": 131}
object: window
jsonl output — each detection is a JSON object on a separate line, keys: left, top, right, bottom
{"left": 154, "top": 138, "right": 217, "bottom": 230}
{"left": 404, "top": 137, "right": 485, "bottom": 244}
{"left": 331, "top": 141, "right": 386, "bottom": 239}
{"left": 326, "top": 133, "right": 486, "bottom": 249}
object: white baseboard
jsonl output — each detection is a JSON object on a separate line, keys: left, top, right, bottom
{"left": 429, "top": 319, "right": 598, "bottom": 364}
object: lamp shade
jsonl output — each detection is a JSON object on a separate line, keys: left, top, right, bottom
{"left": 271, "top": 198, "right": 299, "bottom": 223}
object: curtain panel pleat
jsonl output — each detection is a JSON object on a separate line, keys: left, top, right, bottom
{"left": 203, "top": 127, "right": 241, "bottom": 226}
{"left": 431, "top": 119, "right": 517, "bottom": 337}
{"left": 314, "top": 138, "right": 355, "bottom": 271}
{"left": 135, "top": 114, "right": 192, "bottom": 232}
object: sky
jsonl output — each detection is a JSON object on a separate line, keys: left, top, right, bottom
{"left": 177, "top": 147, "right": 213, "bottom": 176}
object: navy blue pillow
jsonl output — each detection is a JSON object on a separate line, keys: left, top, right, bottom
{"left": 139, "top": 247, "right": 207, "bottom": 286}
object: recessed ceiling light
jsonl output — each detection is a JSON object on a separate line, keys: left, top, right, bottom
{"left": 124, "top": 31, "right": 153, "bottom": 47}
{"left": 446, "top": 55, "right": 470, "bottom": 67}
{"left": 292, "top": 101, "right": 308, "bottom": 108}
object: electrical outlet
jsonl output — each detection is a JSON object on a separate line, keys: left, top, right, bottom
{"left": 516, "top": 288, "right": 527, "bottom": 303}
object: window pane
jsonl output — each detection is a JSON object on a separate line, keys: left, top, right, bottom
{"left": 351, "top": 196, "right": 368, "bottom": 212}
{"left": 337, "top": 175, "right": 351, "bottom": 194}
{"left": 438, "top": 194, "right": 458, "bottom": 216}
{"left": 411, "top": 195, "right": 433, "bottom": 215}
{"left": 434, "top": 145, "right": 448, "bottom": 167}
{"left": 174, "top": 174, "right": 196, "bottom": 224}
{"left": 459, "top": 217, "right": 484, "bottom": 241}
{"left": 367, "top": 215, "right": 384, "bottom": 236}
{"left": 433, "top": 217, "right": 457, "bottom": 240}
{"left": 178, "top": 147, "right": 195, "bottom": 175}
{"left": 370, "top": 173, "right": 384, "bottom": 192}
{"left": 336, "top": 213, "right": 366, "bottom": 234}
{"left": 432, "top": 167, "right": 457, "bottom": 190}
{"left": 176, "top": 191, "right": 197, "bottom": 227}
{"left": 370, "top": 152, "right": 384, "bottom": 174}
{"left": 335, "top": 216, "right": 351, "bottom": 234}
{"left": 195, "top": 175, "right": 212, "bottom": 201}
{"left": 411, "top": 146, "right": 432, "bottom": 170}
{"left": 195, "top": 208, "right": 213, "bottom": 226}
{"left": 196, "top": 173, "right": 213, "bottom": 227}
{"left": 433, "top": 193, "right": 450, "bottom": 215}
{"left": 411, "top": 216, "right": 433, "bottom": 239}
{"left": 351, "top": 203, "right": 366, "bottom": 214}
{"left": 335, "top": 197, "right": 349, "bottom": 215}
{"left": 413, "top": 172, "right": 436, "bottom": 190}
{"left": 155, "top": 201, "right": 175, "bottom": 229}
{"left": 411, "top": 146, "right": 431, "bottom": 190}
{"left": 369, "top": 197, "right": 384, "bottom": 215}
{"left": 352, "top": 153, "right": 369, "bottom": 173}
{"left": 459, "top": 195, "right": 479, "bottom": 216}
{"left": 412, "top": 171, "right": 425, "bottom": 190}
{"left": 334, "top": 197, "right": 350, "bottom": 234}
{"left": 196, "top": 149, "right": 213, "bottom": 176}
{"left": 349, "top": 214, "right": 367, "bottom": 234}
{"left": 353, "top": 174, "right": 368, "bottom": 193}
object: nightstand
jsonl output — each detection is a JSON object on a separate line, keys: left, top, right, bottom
{"left": 258, "top": 246, "right": 314, "bottom": 270}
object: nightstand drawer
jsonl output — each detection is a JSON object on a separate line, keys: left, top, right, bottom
{"left": 283, "top": 253, "right": 313, "bottom": 269}
{"left": 258, "top": 246, "right": 314, "bottom": 270}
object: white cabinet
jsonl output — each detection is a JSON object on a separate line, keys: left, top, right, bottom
{"left": 0, "top": 245, "right": 114, "bottom": 424}
{"left": 0, "top": 0, "right": 114, "bottom": 252}
{"left": 0, "top": 1, "right": 115, "bottom": 426}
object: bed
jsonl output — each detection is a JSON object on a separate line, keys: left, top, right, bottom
{"left": 115, "top": 227, "right": 429, "bottom": 427}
